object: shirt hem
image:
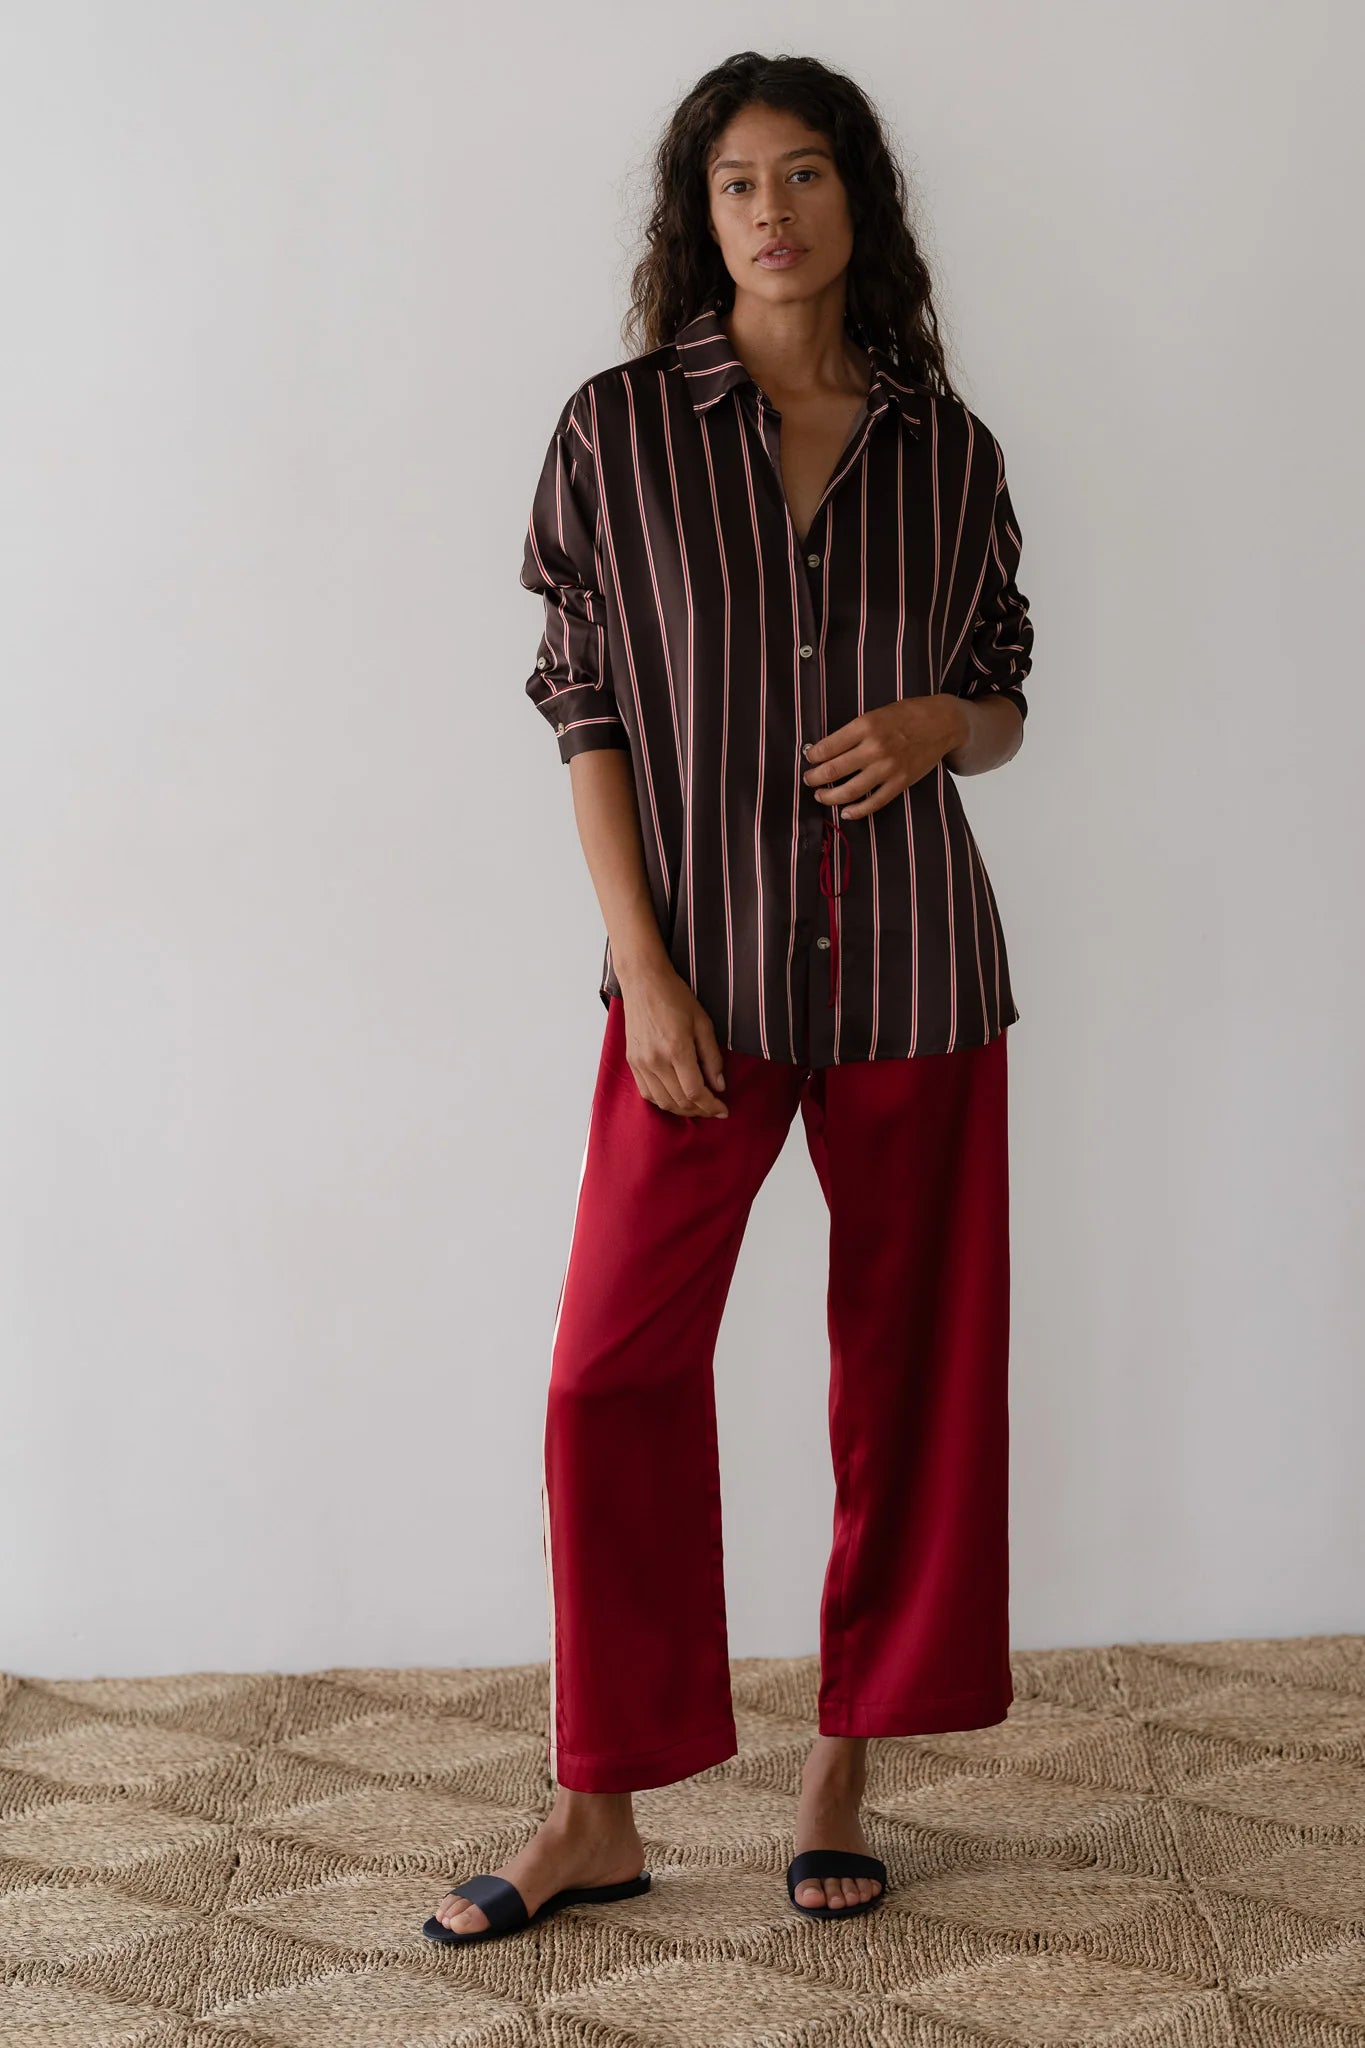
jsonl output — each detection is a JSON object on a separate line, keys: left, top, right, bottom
{"left": 596, "top": 979, "right": 1018, "bottom": 1062}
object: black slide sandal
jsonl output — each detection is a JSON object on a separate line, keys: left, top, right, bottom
{"left": 422, "top": 1869, "right": 651, "bottom": 1945}
{"left": 786, "top": 1849, "right": 888, "bottom": 1920}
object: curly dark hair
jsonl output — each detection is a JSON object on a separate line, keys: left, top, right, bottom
{"left": 623, "top": 50, "right": 962, "bottom": 401}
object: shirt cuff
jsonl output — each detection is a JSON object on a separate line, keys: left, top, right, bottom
{"left": 552, "top": 716, "right": 632, "bottom": 765}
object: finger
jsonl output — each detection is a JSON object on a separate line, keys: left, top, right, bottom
{"left": 803, "top": 719, "right": 863, "bottom": 764}
{"left": 669, "top": 1043, "right": 728, "bottom": 1118}
{"left": 815, "top": 773, "right": 876, "bottom": 806}
{"left": 639, "top": 1061, "right": 691, "bottom": 1116}
{"left": 813, "top": 766, "right": 882, "bottom": 811}
{"left": 621, "top": 1043, "right": 683, "bottom": 1114}
{"left": 813, "top": 745, "right": 886, "bottom": 799}
{"left": 830, "top": 777, "right": 893, "bottom": 818}
{"left": 804, "top": 744, "right": 868, "bottom": 789}
{"left": 693, "top": 1013, "right": 727, "bottom": 1093}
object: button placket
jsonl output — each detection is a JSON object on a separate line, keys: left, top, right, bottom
{"left": 793, "top": 517, "right": 833, "bottom": 1010}
{"left": 753, "top": 387, "right": 846, "bottom": 1047}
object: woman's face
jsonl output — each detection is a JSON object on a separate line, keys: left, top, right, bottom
{"left": 705, "top": 101, "right": 854, "bottom": 307}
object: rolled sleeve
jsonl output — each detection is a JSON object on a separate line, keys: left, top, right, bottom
{"left": 520, "top": 389, "right": 631, "bottom": 766}
{"left": 948, "top": 453, "right": 1033, "bottom": 725}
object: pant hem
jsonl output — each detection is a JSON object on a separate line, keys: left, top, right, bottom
{"left": 552, "top": 1717, "right": 739, "bottom": 1793}
{"left": 818, "top": 1687, "right": 1013, "bottom": 1737}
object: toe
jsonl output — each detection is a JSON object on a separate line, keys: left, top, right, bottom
{"left": 437, "top": 1892, "right": 488, "bottom": 1933}
{"left": 795, "top": 1872, "right": 882, "bottom": 1910}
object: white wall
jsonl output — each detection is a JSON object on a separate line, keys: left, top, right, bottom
{"left": 2, "top": 0, "right": 1361, "bottom": 1678}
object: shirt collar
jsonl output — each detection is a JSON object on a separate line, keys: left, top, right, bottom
{"left": 673, "top": 301, "right": 922, "bottom": 433}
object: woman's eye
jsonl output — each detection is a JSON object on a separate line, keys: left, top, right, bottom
{"left": 721, "top": 167, "right": 818, "bottom": 196}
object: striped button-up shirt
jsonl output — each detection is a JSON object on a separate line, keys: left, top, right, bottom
{"left": 520, "top": 300, "right": 1034, "bottom": 1066}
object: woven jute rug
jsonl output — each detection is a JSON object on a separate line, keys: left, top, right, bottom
{"left": 1, "top": 1635, "right": 1363, "bottom": 2046}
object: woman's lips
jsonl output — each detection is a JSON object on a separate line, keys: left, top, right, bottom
{"left": 756, "top": 246, "right": 807, "bottom": 269}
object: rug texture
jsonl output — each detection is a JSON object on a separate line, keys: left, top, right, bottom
{"left": 1, "top": 1635, "right": 1363, "bottom": 2046}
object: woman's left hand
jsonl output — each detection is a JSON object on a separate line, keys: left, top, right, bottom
{"left": 801, "top": 696, "right": 968, "bottom": 819}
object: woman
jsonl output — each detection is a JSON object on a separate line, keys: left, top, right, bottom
{"left": 426, "top": 48, "right": 1033, "bottom": 1945}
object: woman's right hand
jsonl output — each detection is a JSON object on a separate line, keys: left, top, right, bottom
{"left": 615, "top": 967, "right": 729, "bottom": 1118}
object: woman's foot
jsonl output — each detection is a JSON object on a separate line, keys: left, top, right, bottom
{"left": 791, "top": 1734, "right": 883, "bottom": 1911}
{"left": 429, "top": 1789, "right": 646, "bottom": 1935}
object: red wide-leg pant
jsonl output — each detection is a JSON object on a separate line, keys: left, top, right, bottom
{"left": 540, "top": 993, "right": 1013, "bottom": 1793}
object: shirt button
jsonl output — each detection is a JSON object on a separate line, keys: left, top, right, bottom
{"left": 536, "top": 654, "right": 548, "bottom": 668}
{"left": 806, "top": 552, "right": 820, "bottom": 567}
{"left": 799, "top": 643, "right": 813, "bottom": 659}
{"left": 556, "top": 723, "right": 566, "bottom": 735}
{"left": 816, "top": 936, "right": 831, "bottom": 949}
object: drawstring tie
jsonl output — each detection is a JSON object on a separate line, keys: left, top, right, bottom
{"left": 817, "top": 811, "right": 852, "bottom": 1007}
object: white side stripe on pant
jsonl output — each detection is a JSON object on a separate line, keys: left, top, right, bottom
{"left": 540, "top": 1097, "right": 597, "bottom": 1786}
